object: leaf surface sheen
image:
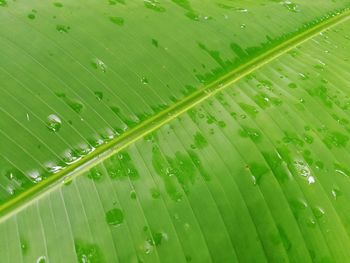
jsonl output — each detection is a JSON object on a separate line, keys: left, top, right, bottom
{"left": 1, "top": 0, "right": 350, "bottom": 262}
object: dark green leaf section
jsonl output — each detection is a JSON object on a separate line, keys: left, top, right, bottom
{"left": 0, "top": 0, "right": 349, "bottom": 204}
{"left": 2, "top": 19, "right": 350, "bottom": 262}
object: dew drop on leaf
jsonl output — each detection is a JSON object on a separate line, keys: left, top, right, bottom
{"left": 105, "top": 208, "right": 124, "bottom": 226}
{"left": 53, "top": 2, "right": 63, "bottom": 8}
{"left": 282, "top": 1, "right": 300, "bottom": 13}
{"left": 109, "top": 16, "right": 124, "bottom": 26}
{"left": 91, "top": 58, "right": 107, "bottom": 72}
{"left": 288, "top": 82, "right": 297, "bottom": 89}
{"left": 36, "top": 256, "right": 46, "bottom": 263}
{"left": 94, "top": 91, "right": 103, "bottom": 100}
{"left": 46, "top": 114, "right": 62, "bottom": 132}
{"left": 141, "top": 76, "right": 149, "bottom": 84}
{"left": 28, "top": 14, "right": 35, "bottom": 20}
{"left": 56, "top": 24, "right": 70, "bottom": 33}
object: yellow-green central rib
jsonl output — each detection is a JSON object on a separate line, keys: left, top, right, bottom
{"left": 0, "top": 8, "right": 349, "bottom": 222}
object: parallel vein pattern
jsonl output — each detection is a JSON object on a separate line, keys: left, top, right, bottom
{"left": 1, "top": 15, "right": 350, "bottom": 262}
{"left": 0, "top": 0, "right": 349, "bottom": 206}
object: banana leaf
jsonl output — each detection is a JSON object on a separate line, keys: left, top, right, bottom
{"left": 1, "top": 0, "right": 350, "bottom": 262}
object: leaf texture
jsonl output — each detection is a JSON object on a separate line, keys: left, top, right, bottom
{"left": 1, "top": 0, "right": 350, "bottom": 262}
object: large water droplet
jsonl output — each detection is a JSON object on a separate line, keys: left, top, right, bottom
{"left": 105, "top": 208, "right": 124, "bottom": 226}
{"left": 91, "top": 58, "right": 107, "bottom": 72}
{"left": 46, "top": 114, "right": 62, "bottom": 132}
{"left": 36, "top": 256, "right": 46, "bottom": 263}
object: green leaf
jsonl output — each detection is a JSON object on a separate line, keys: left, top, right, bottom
{"left": 1, "top": 0, "right": 350, "bottom": 262}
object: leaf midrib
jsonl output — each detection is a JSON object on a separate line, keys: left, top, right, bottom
{"left": 1, "top": 8, "right": 349, "bottom": 222}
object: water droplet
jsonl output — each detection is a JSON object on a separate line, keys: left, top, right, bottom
{"left": 46, "top": 162, "right": 63, "bottom": 173}
{"left": 141, "top": 76, "right": 149, "bottom": 84}
{"left": 6, "top": 185, "right": 15, "bottom": 195}
{"left": 28, "top": 14, "right": 35, "bottom": 20}
{"left": 56, "top": 24, "right": 70, "bottom": 33}
{"left": 334, "top": 162, "right": 350, "bottom": 177}
{"left": 46, "top": 114, "right": 62, "bottom": 132}
{"left": 21, "top": 239, "right": 28, "bottom": 254}
{"left": 152, "top": 232, "right": 165, "bottom": 246}
{"left": 313, "top": 207, "right": 325, "bottom": 219}
{"left": 240, "top": 24, "right": 246, "bottom": 29}
{"left": 193, "top": 132, "right": 208, "bottom": 149}
{"left": 91, "top": 58, "right": 107, "bottom": 72}
{"left": 144, "top": 240, "right": 153, "bottom": 254}
{"left": 109, "top": 16, "right": 124, "bottom": 26}
{"left": 288, "top": 83, "right": 297, "bottom": 89}
{"left": 307, "top": 176, "right": 315, "bottom": 184}
{"left": 331, "top": 187, "right": 341, "bottom": 199}
{"left": 151, "top": 39, "right": 158, "bottom": 47}
{"left": 94, "top": 91, "right": 103, "bottom": 100}
{"left": 109, "top": 0, "right": 125, "bottom": 5}
{"left": 247, "top": 163, "right": 269, "bottom": 185}
{"left": 239, "top": 126, "right": 262, "bottom": 142}
{"left": 75, "top": 240, "right": 103, "bottom": 263}
{"left": 87, "top": 167, "right": 102, "bottom": 181}
{"left": 130, "top": 190, "right": 136, "bottom": 199}
{"left": 144, "top": 0, "right": 165, "bottom": 12}
{"left": 53, "top": 2, "right": 63, "bottom": 7}
{"left": 186, "top": 255, "right": 192, "bottom": 262}
{"left": 28, "top": 170, "right": 43, "bottom": 183}
{"left": 283, "top": 1, "right": 299, "bottom": 12}
{"left": 36, "top": 256, "right": 46, "bottom": 263}
{"left": 105, "top": 208, "right": 124, "bottom": 226}
{"left": 151, "top": 188, "right": 160, "bottom": 199}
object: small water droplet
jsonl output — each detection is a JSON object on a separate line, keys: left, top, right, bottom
{"left": 91, "top": 58, "right": 107, "bottom": 72}
{"left": 109, "top": 16, "right": 124, "bottom": 26}
{"left": 144, "top": 240, "right": 153, "bottom": 254}
{"left": 74, "top": 240, "right": 103, "bottom": 263}
{"left": 235, "top": 7, "right": 248, "bottom": 12}
{"left": 151, "top": 39, "right": 158, "bottom": 47}
{"left": 130, "top": 190, "right": 136, "bottom": 199}
{"left": 94, "top": 91, "right": 103, "bottom": 100}
{"left": 28, "top": 13, "right": 36, "bottom": 20}
{"left": 56, "top": 24, "right": 70, "bottom": 33}
{"left": 105, "top": 208, "right": 124, "bottom": 226}
{"left": 144, "top": 0, "right": 165, "bottom": 12}
{"left": 283, "top": 1, "right": 299, "bottom": 12}
{"left": 46, "top": 114, "right": 62, "bottom": 132}
{"left": 53, "top": 2, "right": 63, "bottom": 7}
{"left": 28, "top": 170, "right": 43, "bottom": 183}
{"left": 288, "top": 83, "right": 297, "bottom": 89}
{"left": 141, "top": 76, "right": 149, "bottom": 84}
{"left": 150, "top": 188, "right": 160, "bottom": 199}
{"left": 307, "top": 176, "right": 315, "bottom": 184}
{"left": 87, "top": 167, "right": 102, "bottom": 181}
{"left": 20, "top": 239, "right": 28, "bottom": 254}
{"left": 332, "top": 187, "right": 341, "bottom": 200}
{"left": 313, "top": 206, "right": 325, "bottom": 218}
{"left": 36, "top": 256, "right": 46, "bottom": 263}
{"left": 152, "top": 232, "right": 166, "bottom": 246}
